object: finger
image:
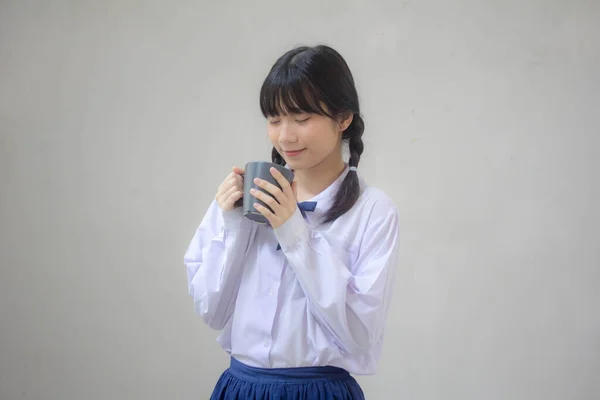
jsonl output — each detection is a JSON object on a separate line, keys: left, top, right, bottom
{"left": 254, "top": 203, "right": 278, "bottom": 225}
{"left": 218, "top": 172, "right": 236, "bottom": 192}
{"left": 232, "top": 166, "right": 245, "bottom": 175}
{"left": 225, "top": 190, "right": 243, "bottom": 208}
{"left": 224, "top": 185, "right": 241, "bottom": 199}
{"left": 220, "top": 173, "right": 243, "bottom": 192}
{"left": 218, "top": 185, "right": 241, "bottom": 205}
{"left": 270, "top": 167, "right": 294, "bottom": 200}
{"left": 250, "top": 188, "right": 281, "bottom": 213}
{"left": 233, "top": 173, "right": 243, "bottom": 189}
{"left": 253, "top": 177, "right": 286, "bottom": 205}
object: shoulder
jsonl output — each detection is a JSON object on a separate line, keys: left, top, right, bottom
{"left": 351, "top": 182, "right": 401, "bottom": 256}
{"left": 357, "top": 180, "right": 399, "bottom": 219}
{"left": 330, "top": 179, "right": 400, "bottom": 236}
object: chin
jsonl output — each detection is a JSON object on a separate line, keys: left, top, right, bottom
{"left": 284, "top": 159, "right": 298, "bottom": 168}
{"left": 284, "top": 159, "right": 305, "bottom": 171}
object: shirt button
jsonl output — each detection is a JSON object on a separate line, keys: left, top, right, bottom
{"left": 269, "top": 289, "right": 274, "bottom": 296}
{"left": 263, "top": 338, "right": 269, "bottom": 347}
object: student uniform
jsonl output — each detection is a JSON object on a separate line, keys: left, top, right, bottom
{"left": 184, "top": 166, "right": 400, "bottom": 399}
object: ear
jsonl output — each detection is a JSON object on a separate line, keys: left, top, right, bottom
{"left": 337, "top": 112, "right": 353, "bottom": 132}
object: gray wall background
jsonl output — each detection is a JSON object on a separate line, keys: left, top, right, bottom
{"left": 1, "top": 1, "right": 599, "bottom": 399}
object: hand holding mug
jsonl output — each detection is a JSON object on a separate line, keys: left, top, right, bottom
{"left": 241, "top": 161, "right": 295, "bottom": 225}
{"left": 215, "top": 166, "right": 244, "bottom": 211}
{"left": 250, "top": 167, "right": 297, "bottom": 229}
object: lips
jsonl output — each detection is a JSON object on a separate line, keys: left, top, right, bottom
{"left": 283, "top": 149, "right": 305, "bottom": 157}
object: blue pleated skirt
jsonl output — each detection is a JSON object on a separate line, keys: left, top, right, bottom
{"left": 210, "top": 357, "right": 365, "bottom": 400}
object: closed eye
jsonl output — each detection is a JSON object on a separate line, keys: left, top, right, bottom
{"left": 295, "top": 117, "right": 311, "bottom": 123}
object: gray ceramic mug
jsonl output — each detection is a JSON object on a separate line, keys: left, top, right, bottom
{"left": 239, "top": 161, "right": 294, "bottom": 224}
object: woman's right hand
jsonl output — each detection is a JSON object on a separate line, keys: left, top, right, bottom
{"left": 216, "top": 166, "right": 245, "bottom": 211}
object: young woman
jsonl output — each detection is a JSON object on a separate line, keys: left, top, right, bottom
{"left": 184, "top": 45, "right": 400, "bottom": 399}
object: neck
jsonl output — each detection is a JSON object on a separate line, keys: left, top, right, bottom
{"left": 294, "top": 152, "right": 346, "bottom": 202}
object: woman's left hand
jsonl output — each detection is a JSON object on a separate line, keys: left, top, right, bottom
{"left": 251, "top": 167, "right": 297, "bottom": 229}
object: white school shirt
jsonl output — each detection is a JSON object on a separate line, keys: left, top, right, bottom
{"left": 184, "top": 166, "right": 400, "bottom": 375}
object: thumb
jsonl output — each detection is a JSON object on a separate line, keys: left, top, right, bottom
{"left": 232, "top": 166, "right": 245, "bottom": 175}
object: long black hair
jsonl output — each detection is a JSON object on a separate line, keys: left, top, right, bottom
{"left": 259, "top": 45, "right": 365, "bottom": 224}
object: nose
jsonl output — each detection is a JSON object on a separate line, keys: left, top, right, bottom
{"left": 278, "top": 120, "right": 298, "bottom": 144}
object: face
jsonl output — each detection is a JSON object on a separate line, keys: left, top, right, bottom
{"left": 267, "top": 111, "right": 352, "bottom": 171}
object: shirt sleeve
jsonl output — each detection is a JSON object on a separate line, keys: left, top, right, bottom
{"left": 184, "top": 200, "right": 256, "bottom": 330}
{"left": 274, "top": 199, "right": 400, "bottom": 355}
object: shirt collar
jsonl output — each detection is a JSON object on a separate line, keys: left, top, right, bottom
{"left": 302, "top": 164, "right": 353, "bottom": 216}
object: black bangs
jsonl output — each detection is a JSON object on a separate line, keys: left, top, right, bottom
{"left": 260, "top": 62, "right": 332, "bottom": 118}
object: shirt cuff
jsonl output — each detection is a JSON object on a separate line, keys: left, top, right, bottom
{"left": 221, "top": 208, "right": 246, "bottom": 231}
{"left": 274, "top": 208, "right": 309, "bottom": 251}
